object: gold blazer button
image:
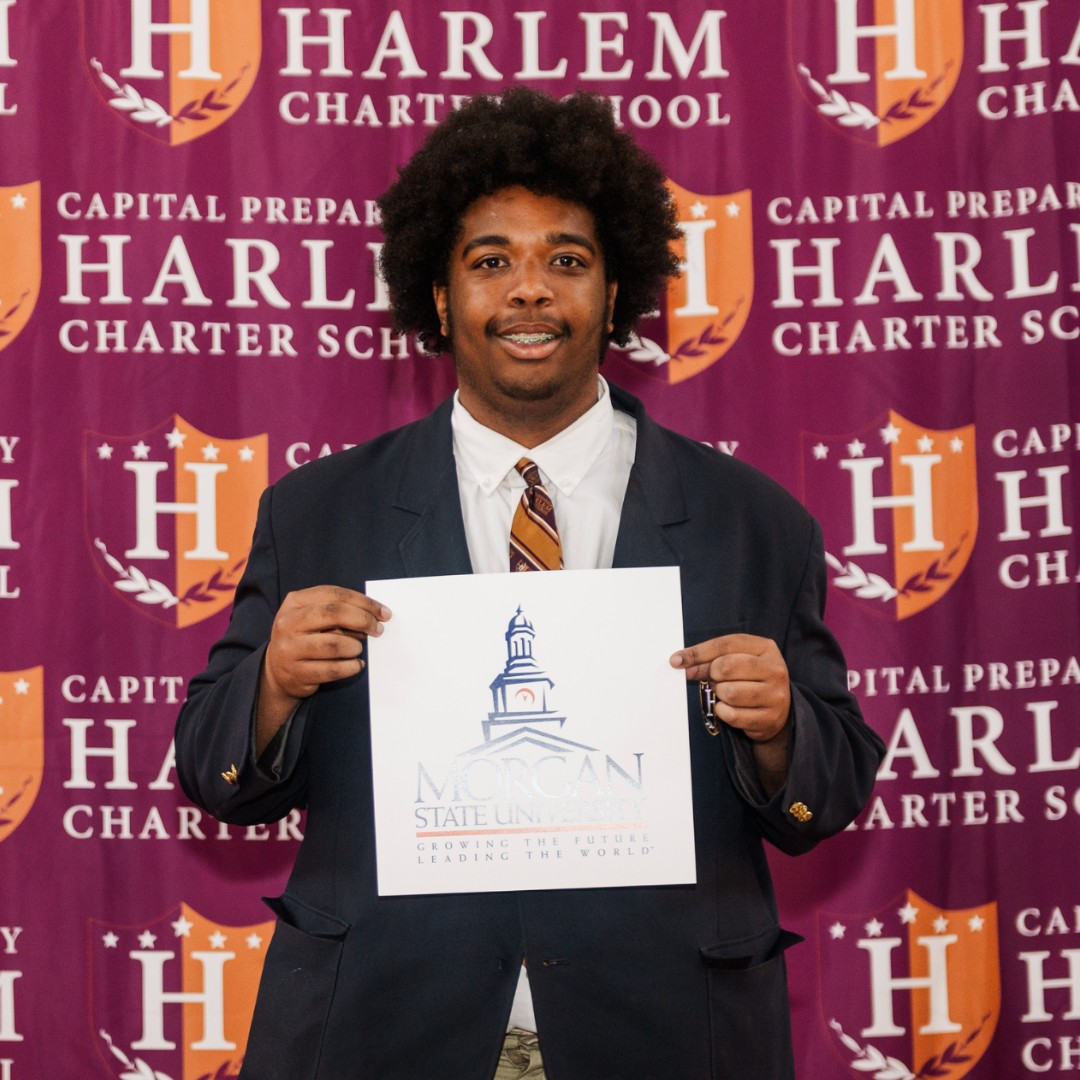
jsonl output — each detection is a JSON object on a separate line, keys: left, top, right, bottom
{"left": 788, "top": 801, "right": 813, "bottom": 823}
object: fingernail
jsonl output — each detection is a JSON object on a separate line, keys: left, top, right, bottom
{"left": 669, "top": 652, "right": 684, "bottom": 667}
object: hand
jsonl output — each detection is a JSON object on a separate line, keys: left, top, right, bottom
{"left": 257, "top": 586, "right": 391, "bottom": 753}
{"left": 670, "top": 633, "right": 791, "bottom": 744}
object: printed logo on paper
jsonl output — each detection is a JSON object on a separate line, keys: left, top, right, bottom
{"left": 82, "top": 0, "right": 261, "bottom": 146}
{"left": 85, "top": 416, "right": 267, "bottom": 628}
{"left": 611, "top": 181, "right": 752, "bottom": 383}
{"left": 802, "top": 411, "right": 977, "bottom": 620}
{"left": 820, "top": 890, "right": 999, "bottom": 1080}
{"left": 0, "top": 182, "right": 40, "bottom": 352}
{"left": 415, "top": 607, "right": 648, "bottom": 837}
{"left": 91, "top": 903, "right": 273, "bottom": 1080}
{"left": 791, "top": 0, "right": 963, "bottom": 145}
{"left": 0, "top": 666, "right": 43, "bottom": 843}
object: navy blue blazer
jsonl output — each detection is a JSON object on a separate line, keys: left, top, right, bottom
{"left": 175, "top": 386, "right": 884, "bottom": 1080}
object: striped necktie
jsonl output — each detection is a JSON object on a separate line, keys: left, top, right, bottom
{"left": 509, "top": 458, "right": 563, "bottom": 572}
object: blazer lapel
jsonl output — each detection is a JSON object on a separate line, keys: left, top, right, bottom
{"left": 609, "top": 385, "right": 689, "bottom": 570}
{"left": 392, "top": 398, "right": 475, "bottom": 578}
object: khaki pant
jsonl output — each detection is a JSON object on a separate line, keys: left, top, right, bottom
{"left": 495, "top": 1028, "right": 546, "bottom": 1079}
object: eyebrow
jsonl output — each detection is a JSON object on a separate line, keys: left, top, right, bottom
{"left": 460, "top": 231, "right": 598, "bottom": 259}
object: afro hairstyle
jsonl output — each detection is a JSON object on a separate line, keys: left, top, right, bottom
{"left": 376, "top": 88, "right": 682, "bottom": 354}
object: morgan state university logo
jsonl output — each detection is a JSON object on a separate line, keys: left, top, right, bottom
{"left": 91, "top": 903, "right": 273, "bottom": 1080}
{"left": 802, "top": 411, "right": 977, "bottom": 620}
{"left": 82, "top": 0, "right": 261, "bottom": 146}
{"left": 0, "top": 666, "right": 43, "bottom": 844}
{"left": 819, "top": 890, "right": 999, "bottom": 1080}
{"left": 0, "top": 182, "right": 40, "bottom": 353}
{"left": 611, "top": 180, "right": 752, "bottom": 384}
{"left": 85, "top": 416, "right": 267, "bottom": 628}
{"left": 790, "top": 0, "right": 963, "bottom": 146}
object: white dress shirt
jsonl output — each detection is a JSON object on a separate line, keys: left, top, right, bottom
{"left": 451, "top": 376, "right": 637, "bottom": 1031}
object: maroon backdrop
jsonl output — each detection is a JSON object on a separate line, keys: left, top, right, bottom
{"left": 1, "top": 2, "right": 1078, "bottom": 1077}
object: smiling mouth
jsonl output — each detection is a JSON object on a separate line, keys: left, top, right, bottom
{"left": 499, "top": 332, "right": 558, "bottom": 345}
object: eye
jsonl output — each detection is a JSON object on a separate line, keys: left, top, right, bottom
{"left": 472, "top": 254, "right": 506, "bottom": 270}
{"left": 553, "top": 253, "right": 586, "bottom": 268}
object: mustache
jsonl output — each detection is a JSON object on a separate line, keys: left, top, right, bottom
{"left": 487, "top": 316, "right": 568, "bottom": 336}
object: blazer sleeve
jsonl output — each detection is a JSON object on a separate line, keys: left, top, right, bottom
{"left": 721, "top": 517, "right": 885, "bottom": 855}
{"left": 174, "top": 484, "right": 313, "bottom": 826}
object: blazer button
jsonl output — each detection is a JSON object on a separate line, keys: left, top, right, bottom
{"left": 221, "top": 764, "right": 239, "bottom": 785}
{"left": 788, "top": 801, "right": 812, "bottom": 823}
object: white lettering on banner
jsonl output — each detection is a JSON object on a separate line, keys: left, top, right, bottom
{"left": 122, "top": 0, "right": 219, "bottom": 81}
{"left": 123, "top": 460, "right": 227, "bottom": 561}
{"left": 0, "top": 0, "right": 14, "bottom": 118}
{"left": 278, "top": 7, "right": 729, "bottom": 84}
{"left": 131, "top": 949, "right": 234, "bottom": 1051}
{"left": 57, "top": 192, "right": 227, "bottom": 222}
{"left": 0, "top": 480, "right": 16, "bottom": 551}
{"left": 0, "top": 932, "right": 19, "bottom": 958}
{"left": 840, "top": 455, "right": 943, "bottom": 556}
{"left": 1019, "top": 949, "right": 1080, "bottom": 1021}
{"left": 874, "top": 699, "right": 1080, "bottom": 780}
{"left": 284, "top": 442, "right": 357, "bottom": 469}
{"left": 0, "top": 1, "right": 14, "bottom": 67}
{"left": 61, "top": 804, "right": 304, "bottom": 842}
{"left": 993, "top": 423, "right": 1080, "bottom": 457}
{"left": 996, "top": 467, "right": 1072, "bottom": 540}
{"left": 830, "top": 0, "right": 925, "bottom": 84}
{"left": 859, "top": 935, "right": 960, "bottom": 1037}
{"left": 61, "top": 674, "right": 184, "bottom": 705}
{"left": 63, "top": 719, "right": 137, "bottom": 791}
{"left": 1016, "top": 907, "right": 1080, "bottom": 937}
{"left": 768, "top": 191, "right": 935, "bottom": 225}
{"left": 0, "top": 971, "right": 21, "bottom": 1042}
{"left": 978, "top": 0, "right": 1050, "bottom": 74}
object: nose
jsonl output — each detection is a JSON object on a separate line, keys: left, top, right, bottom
{"left": 508, "top": 259, "right": 553, "bottom": 306}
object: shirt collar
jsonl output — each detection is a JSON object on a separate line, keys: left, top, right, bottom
{"left": 452, "top": 377, "right": 615, "bottom": 496}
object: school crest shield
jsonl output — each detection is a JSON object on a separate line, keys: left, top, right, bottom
{"left": 611, "top": 182, "right": 752, "bottom": 384}
{"left": 0, "top": 182, "right": 40, "bottom": 353}
{"left": 85, "top": 416, "right": 267, "bottom": 628}
{"left": 82, "top": 0, "right": 261, "bottom": 146}
{"left": 791, "top": 0, "right": 964, "bottom": 145}
{"left": 0, "top": 666, "right": 43, "bottom": 844}
{"left": 819, "top": 890, "right": 999, "bottom": 1080}
{"left": 91, "top": 903, "right": 273, "bottom": 1080}
{"left": 802, "top": 411, "right": 977, "bottom": 619}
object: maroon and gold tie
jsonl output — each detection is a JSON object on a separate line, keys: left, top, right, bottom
{"left": 509, "top": 458, "right": 563, "bottom": 572}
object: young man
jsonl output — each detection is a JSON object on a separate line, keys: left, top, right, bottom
{"left": 176, "top": 89, "right": 884, "bottom": 1080}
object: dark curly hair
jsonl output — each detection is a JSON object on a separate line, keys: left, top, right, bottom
{"left": 377, "top": 88, "right": 682, "bottom": 354}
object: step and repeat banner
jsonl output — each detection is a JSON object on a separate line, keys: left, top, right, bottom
{"left": 2, "top": 1, "right": 1079, "bottom": 1076}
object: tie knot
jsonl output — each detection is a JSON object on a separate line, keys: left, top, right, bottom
{"left": 515, "top": 457, "right": 542, "bottom": 488}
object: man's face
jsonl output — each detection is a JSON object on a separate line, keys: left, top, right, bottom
{"left": 433, "top": 186, "right": 617, "bottom": 444}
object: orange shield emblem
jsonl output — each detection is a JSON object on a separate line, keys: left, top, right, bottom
{"left": 820, "top": 890, "right": 999, "bottom": 1080}
{"left": 792, "top": 0, "right": 964, "bottom": 145}
{"left": 0, "top": 183, "right": 41, "bottom": 353}
{"left": 802, "top": 411, "right": 977, "bottom": 620}
{"left": 85, "top": 416, "right": 267, "bottom": 628}
{"left": 82, "top": 0, "right": 261, "bottom": 146}
{"left": 0, "top": 666, "right": 43, "bottom": 843}
{"left": 91, "top": 903, "right": 274, "bottom": 1080}
{"left": 611, "top": 182, "right": 752, "bottom": 385}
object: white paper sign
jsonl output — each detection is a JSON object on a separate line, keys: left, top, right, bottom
{"left": 366, "top": 566, "right": 696, "bottom": 896}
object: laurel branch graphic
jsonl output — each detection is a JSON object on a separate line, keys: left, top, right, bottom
{"left": 611, "top": 332, "right": 670, "bottom": 366}
{"left": 90, "top": 59, "right": 249, "bottom": 130}
{"left": 0, "top": 777, "right": 32, "bottom": 828}
{"left": 898, "top": 532, "right": 969, "bottom": 599}
{"left": 830, "top": 1013, "right": 988, "bottom": 1080}
{"left": 798, "top": 64, "right": 951, "bottom": 131}
{"left": 94, "top": 539, "right": 245, "bottom": 609}
{"left": 829, "top": 1019, "right": 915, "bottom": 1079}
{"left": 825, "top": 552, "right": 899, "bottom": 603}
{"left": 0, "top": 290, "right": 30, "bottom": 340}
{"left": 100, "top": 1030, "right": 175, "bottom": 1080}
{"left": 612, "top": 299, "right": 744, "bottom": 369}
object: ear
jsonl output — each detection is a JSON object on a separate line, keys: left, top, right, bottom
{"left": 605, "top": 281, "right": 618, "bottom": 333}
{"left": 433, "top": 283, "right": 449, "bottom": 337}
